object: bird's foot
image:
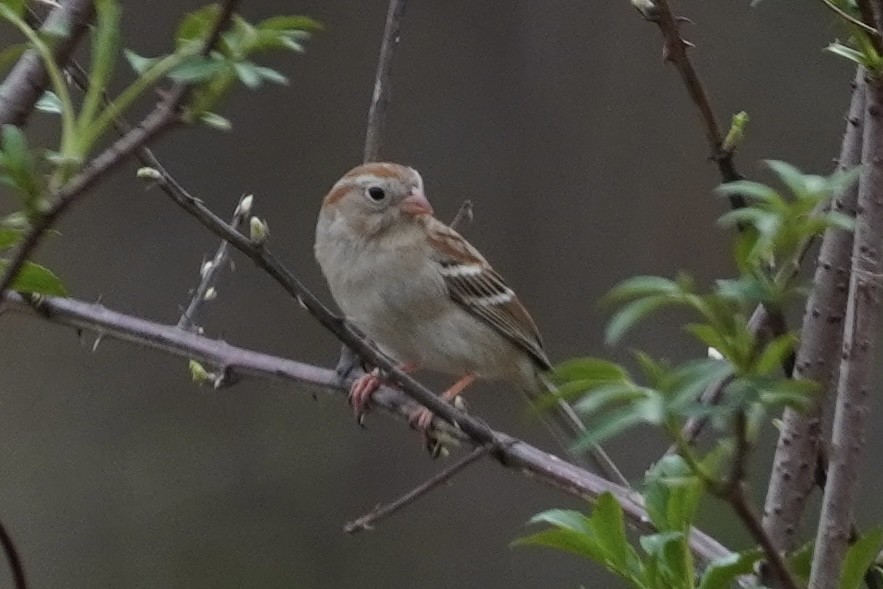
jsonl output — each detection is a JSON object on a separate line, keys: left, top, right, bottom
{"left": 349, "top": 368, "right": 383, "bottom": 425}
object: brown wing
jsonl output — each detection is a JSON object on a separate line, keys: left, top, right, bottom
{"left": 426, "top": 218, "right": 551, "bottom": 370}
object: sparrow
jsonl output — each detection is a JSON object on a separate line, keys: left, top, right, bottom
{"left": 314, "top": 162, "right": 625, "bottom": 484}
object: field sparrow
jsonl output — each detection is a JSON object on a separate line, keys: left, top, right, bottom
{"left": 314, "top": 162, "right": 625, "bottom": 483}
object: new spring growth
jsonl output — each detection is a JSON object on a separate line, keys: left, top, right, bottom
{"left": 631, "top": 0, "right": 658, "bottom": 19}
{"left": 136, "top": 166, "right": 162, "bottom": 181}
{"left": 722, "top": 111, "right": 749, "bottom": 154}
{"left": 235, "top": 194, "right": 254, "bottom": 217}
{"left": 188, "top": 359, "right": 214, "bottom": 383}
{"left": 204, "top": 287, "right": 217, "bottom": 301}
{"left": 250, "top": 216, "right": 270, "bottom": 245}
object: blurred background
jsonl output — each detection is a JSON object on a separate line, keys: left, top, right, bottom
{"left": 0, "top": 0, "right": 868, "bottom": 587}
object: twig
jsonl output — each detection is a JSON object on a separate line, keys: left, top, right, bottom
{"left": 0, "top": 518, "right": 25, "bottom": 589}
{"left": 762, "top": 69, "right": 865, "bottom": 558}
{"left": 344, "top": 445, "right": 491, "bottom": 534}
{"left": 809, "top": 70, "right": 883, "bottom": 589}
{"left": 640, "top": 0, "right": 744, "bottom": 191}
{"left": 363, "top": 0, "right": 407, "bottom": 162}
{"left": 819, "top": 0, "right": 880, "bottom": 35}
{"left": 177, "top": 195, "right": 251, "bottom": 332}
{"left": 729, "top": 484, "right": 800, "bottom": 589}
{"left": 0, "top": 291, "right": 733, "bottom": 564}
{"left": 0, "top": 0, "right": 242, "bottom": 298}
{"left": 857, "top": 0, "right": 883, "bottom": 55}
{"left": 0, "top": 0, "right": 94, "bottom": 126}
{"left": 334, "top": 0, "right": 410, "bottom": 382}
{"left": 449, "top": 200, "right": 474, "bottom": 232}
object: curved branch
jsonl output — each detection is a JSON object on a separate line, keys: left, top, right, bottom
{"left": 0, "top": 291, "right": 733, "bottom": 564}
{"left": 0, "top": 0, "right": 94, "bottom": 127}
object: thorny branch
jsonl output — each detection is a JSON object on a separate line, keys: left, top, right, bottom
{"left": 761, "top": 69, "right": 865, "bottom": 563}
{"left": 809, "top": 68, "right": 883, "bottom": 589}
{"left": 0, "top": 291, "right": 733, "bottom": 564}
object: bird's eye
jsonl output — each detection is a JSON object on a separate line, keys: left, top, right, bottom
{"left": 366, "top": 186, "right": 386, "bottom": 202}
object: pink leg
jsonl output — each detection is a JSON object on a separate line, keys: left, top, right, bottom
{"left": 409, "top": 372, "right": 477, "bottom": 433}
{"left": 349, "top": 362, "right": 418, "bottom": 421}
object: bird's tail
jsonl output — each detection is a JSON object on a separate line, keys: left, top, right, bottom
{"left": 524, "top": 372, "right": 630, "bottom": 488}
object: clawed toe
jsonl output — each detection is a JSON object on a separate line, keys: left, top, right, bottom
{"left": 408, "top": 407, "right": 435, "bottom": 433}
{"left": 349, "top": 370, "right": 382, "bottom": 423}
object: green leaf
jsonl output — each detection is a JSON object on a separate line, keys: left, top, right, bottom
{"left": 553, "top": 357, "right": 630, "bottom": 385}
{"left": 257, "top": 15, "right": 323, "bottom": 32}
{"left": 0, "top": 0, "right": 25, "bottom": 18}
{"left": 0, "top": 260, "right": 67, "bottom": 295}
{"left": 643, "top": 455, "right": 702, "bottom": 533}
{"left": 198, "top": 111, "right": 232, "bottom": 131}
{"left": 754, "top": 332, "right": 797, "bottom": 375}
{"left": 698, "top": 549, "right": 762, "bottom": 589}
{"left": 252, "top": 64, "right": 288, "bottom": 85}
{"left": 0, "top": 43, "right": 27, "bottom": 74}
{"left": 0, "top": 124, "right": 41, "bottom": 201}
{"left": 573, "top": 407, "right": 647, "bottom": 449}
{"left": 572, "top": 382, "right": 647, "bottom": 417}
{"left": 606, "top": 296, "right": 669, "bottom": 344}
{"left": 827, "top": 41, "right": 872, "bottom": 67}
{"left": 766, "top": 160, "right": 810, "bottom": 198}
{"left": 639, "top": 532, "right": 693, "bottom": 589}
{"left": 0, "top": 228, "right": 23, "bottom": 251}
{"left": 590, "top": 493, "right": 634, "bottom": 573}
{"left": 124, "top": 49, "right": 161, "bottom": 75}
{"left": 608, "top": 275, "right": 682, "bottom": 301}
{"left": 34, "top": 90, "right": 63, "bottom": 114}
{"left": 233, "top": 61, "right": 263, "bottom": 88}
{"left": 716, "top": 180, "right": 780, "bottom": 204}
{"left": 789, "top": 540, "right": 813, "bottom": 583}
{"left": 168, "top": 55, "right": 228, "bottom": 83}
{"left": 176, "top": 4, "right": 220, "bottom": 48}
{"left": 841, "top": 528, "right": 883, "bottom": 589}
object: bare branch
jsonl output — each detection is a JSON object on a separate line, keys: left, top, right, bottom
{"left": 344, "top": 445, "right": 491, "bottom": 534}
{"left": 363, "top": 0, "right": 407, "bottom": 162}
{"left": 177, "top": 195, "right": 251, "bottom": 332}
{"left": 0, "top": 0, "right": 94, "bottom": 126}
{"left": 762, "top": 70, "right": 865, "bottom": 561}
{"left": 0, "top": 291, "right": 733, "bottom": 563}
{"left": 809, "top": 69, "right": 883, "bottom": 589}
{"left": 449, "top": 200, "right": 474, "bottom": 232}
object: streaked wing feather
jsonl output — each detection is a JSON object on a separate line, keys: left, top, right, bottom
{"left": 426, "top": 219, "right": 551, "bottom": 369}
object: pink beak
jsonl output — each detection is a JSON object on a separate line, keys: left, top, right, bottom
{"left": 400, "top": 189, "right": 434, "bottom": 216}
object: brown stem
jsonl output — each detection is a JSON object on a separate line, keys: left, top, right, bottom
{"left": 729, "top": 484, "right": 800, "bottom": 589}
{"left": 344, "top": 445, "right": 491, "bottom": 534}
